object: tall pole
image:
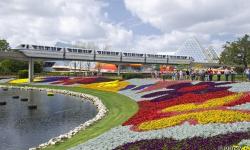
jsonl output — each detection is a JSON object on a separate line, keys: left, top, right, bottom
{"left": 117, "top": 64, "right": 121, "bottom": 76}
{"left": 28, "top": 58, "right": 34, "bottom": 83}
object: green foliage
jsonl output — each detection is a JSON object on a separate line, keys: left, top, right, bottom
{"left": 0, "top": 59, "right": 43, "bottom": 75}
{"left": 122, "top": 73, "right": 144, "bottom": 79}
{"left": 34, "top": 61, "right": 43, "bottom": 73}
{"left": 18, "top": 69, "right": 28, "bottom": 78}
{"left": 0, "top": 39, "right": 10, "bottom": 51}
{"left": 234, "top": 66, "right": 244, "bottom": 73}
{"left": 220, "top": 34, "right": 250, "bottom": 68}
{"left": 0, "top": 59, "right": 27, "bottom": 73}
{"left": 155, "top": 64, "right": 160, "bottom": 71}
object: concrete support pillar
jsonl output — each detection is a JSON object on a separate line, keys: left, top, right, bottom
{"left": 28, "top": 58, "right": 34, "bottom": 83}
{"left": 117, "top": 64, "right": 121, "bottom": 76}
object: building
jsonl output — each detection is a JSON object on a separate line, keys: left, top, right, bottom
{"left": 175, "top": 37, "right": 219, "bottom": 63}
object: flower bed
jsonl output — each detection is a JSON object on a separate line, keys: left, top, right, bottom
{"left": 79, "top": 80, "right": 130, "bottom": 92}
{"left": 51, "top": 77, "right": 115, "bottom": 85}
{"left": 71, "top": 80, "right": 250, "bottom": 150}
{"left": 123, "top": 82, "right": 250, "bottom": 131}
{"left": 8, "top": 77, "right": 115, "bottom": 85}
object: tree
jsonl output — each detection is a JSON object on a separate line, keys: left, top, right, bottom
{"left": 220, "top": 34, "right": 250, "bottom": 68}
{"left": 0, "top": 39, "right": 10, "bottom": 51}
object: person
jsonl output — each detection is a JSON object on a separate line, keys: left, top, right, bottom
{"left": 209, "top": 68, "right": 214, "bottom": 81}
{"left": 177, "top": 70, "right": 180, "bottom": 80}
{"left": 205, "top": 70, "right": 209, "bottom": 81}
{"left": 224, "top": 68, "right": 230, "bottom": 81}
{"left": 172, "top": 70, "right": 177, "bottom": 80}
{"left": 230, "top": 68, "right": 237, "bottom": 82}
{"left": 154, "top": 70, "right": 158, "bottom": 79}
{"left": 198, "top": 70, "right": 203, "bottom": 81}
{"left": 200, "top": 70, "right": 206, "bottom": 81}
{"left": 195, "top": 70, "right": 199, "bottom": 80}
{"left": 162, "top": 72, "right": 166, "bottom": 81}
{"left": 179, "top": 70, "right": 183, "bottom": 80}
{"left": 186, "top": 70, "right": 190, "bottom": 80}
{"left": 190, "top": 69, "right": 195, "bottom": 81}
{"left": 217, "top": 71, "right": 221, "bottom": 81}
{"left": 245, "top": 68, "right": 250, "bottom": 81}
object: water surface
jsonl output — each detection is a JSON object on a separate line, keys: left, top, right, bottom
{"left": 0, "top": 88, "right": 97, "bottom": 150}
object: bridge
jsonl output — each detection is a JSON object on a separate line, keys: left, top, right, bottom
{"left": 0, "top": 44, "right": 194, "bottom": 83}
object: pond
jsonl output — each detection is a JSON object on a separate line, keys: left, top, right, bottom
{"left": 0, "top": 88, "right": 98, "bottom": 150}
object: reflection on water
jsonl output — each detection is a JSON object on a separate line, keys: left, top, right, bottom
{"left": 0, "top": 88, "right": 97, "bottom": 150}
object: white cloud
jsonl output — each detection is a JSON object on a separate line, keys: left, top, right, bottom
{"left": 1, "top": 0, "right": 249, "bottom": 55}
{"left": 124, "top": 0, "right": 250, "bottom": 54}
{"left": 133, "top": 31, "right": 211, "bottom": 53}
{"left": 124, "top": 0, "right": 250, "bottom": 33}
{"left": 0, "top": 0, "right": 133, "bottom": 49}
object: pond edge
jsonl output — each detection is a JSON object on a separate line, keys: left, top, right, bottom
{"left": 0, "top": 85, "right": 108, "bottom": 150}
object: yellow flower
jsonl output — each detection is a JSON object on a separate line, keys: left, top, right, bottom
{"left": 162, "top": 93, "right": 243, "bottom": 113}
{"left": 138, "top": 110, "right": 250, "bottom": 131}
{"left": 79, "top": 80, "right": 130, "bottom": 92}
{"left": 8, "top": 77, "right": 44, "bottom": 84}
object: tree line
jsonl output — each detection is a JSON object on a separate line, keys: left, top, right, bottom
{"left": 0, "top": 39, "right": 42, "bottom": 75}
{"left": 220, "top": 34, "right": 250, "bottom": 68}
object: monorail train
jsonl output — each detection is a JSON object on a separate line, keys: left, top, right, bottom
{"left": 16, "top": 44, "right": 194, "bottom": 64}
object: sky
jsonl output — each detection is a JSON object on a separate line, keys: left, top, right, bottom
{"left": 0, "top": 0, "right": 250, "bottom": 55}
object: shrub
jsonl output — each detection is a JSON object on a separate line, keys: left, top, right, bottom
{"left": 18, "top": 69, "right": 28, "bottom": 78}
{"left": 122, "top": 73, "right": 144, "bottom": 79}
{"left": 234, "top": 66, "right": 244, "bottom": 73}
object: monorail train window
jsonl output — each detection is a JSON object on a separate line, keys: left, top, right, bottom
{"left": 57, "top": 48, "right": 61, "bottom": 51}
{"left": 21, "top": 44, "right": 25, "bottom": 48}
{"left": 39, "top": 46, "right": 43, "bottom": 50}
{"left": 78, "top": 49, "right": 83, "bottom": 53}
{"left": 68, "top": 48, "right": 72, "bottom": 52}
{"left": 32, "top": 45, "right": 36, "bottom": 49}
{"left": 26, "top": 45, "right": 29, "bottom": 49}
{"left": 51, "top": 47, "right": 54, "bottom": 51}
{"left": 88, "top": 50, "right": 92, "bottom": 53}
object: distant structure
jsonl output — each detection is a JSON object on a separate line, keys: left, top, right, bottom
{"left": 175, "top": 37, "right": 219, "bottom": 63}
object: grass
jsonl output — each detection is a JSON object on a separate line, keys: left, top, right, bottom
{"left": 3, "top": 84, "right": 138, "bottom": 150}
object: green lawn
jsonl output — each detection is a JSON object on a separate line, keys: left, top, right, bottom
{"left": 5, "top": 84, "right": 138, "bottom": 150}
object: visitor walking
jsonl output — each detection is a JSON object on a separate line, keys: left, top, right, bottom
{"left": 208, "top": 68, "right": 214, "bottom": 81}
{"left": 191, "top": 70, "right": 195, "bottom": 81}
{"left": 195, "top": 70, "right": 199, "bottom": 80}
{"left": 245, "top": 68, "right": 250, "bottom": 81}
{"left": 224, "top": 68, "right": 230, "bottom": 81}
{"left": 200, "top": 70, "right": 205, "bottom": 81}
{"left": 177, "top": 70, "right": 180, "bottom": 80}
{"left": 179, "top": 70, "right": 183, "bottom": 80}
{"left": 186, "top": 70, "right": 190, "bottom": 80}
{"left": 217, "top": 71, "right": 221, "bottom": 81}
{"left": 230, "top": 68, "right": 237, "bottom": 82}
